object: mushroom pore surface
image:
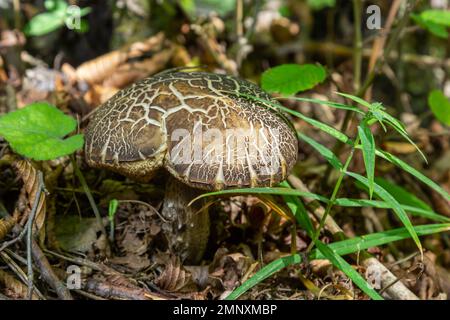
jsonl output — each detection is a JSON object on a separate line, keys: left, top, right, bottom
{"left": 85, "top": 71, "right": 298, "bottom": 190}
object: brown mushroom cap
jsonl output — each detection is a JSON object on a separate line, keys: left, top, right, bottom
{"left": 85, "top": 71, "right": 298, "bottom": 190}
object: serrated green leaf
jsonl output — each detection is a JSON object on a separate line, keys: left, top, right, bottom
{"left": 347, "top": 172, "right": 422, "bottom": 254}
{"left": 358, "top": 122, "right": 376, "bottom": 198}
{"left": 262, "top": 64, "right": 327, "bottom": 96}
{"left": 0, "top": 102, "right": 84, "bottom": 160}
{"left": 421, "top": 9, "right": 450, "bottom": 27}
{"left": 428, "top": 90, "right": 450, "bottom": 126}
{"left": 411, "top": 13, "right": 449, "bottom": 38}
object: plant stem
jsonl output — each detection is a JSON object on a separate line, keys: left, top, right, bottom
{"left": 71, "top": 156, "right": 109, "bottom": 252}
{"left": 307, "top": 135, "right": 361, "bottom": 252}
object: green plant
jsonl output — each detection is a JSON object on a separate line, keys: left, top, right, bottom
{"left": 0, "top": 102, "right": 84, "bottom": 160}
{"left": 261, "top": 64, "right": 327, "bottom": 96}
{"left": 24, "top": 0, "right": 91, "bottom": 37}
{"left": 428, "top": 90, "right": 450, "bottom": 126}
{"left": 411, "top": 9, "right": 450, "bottom": 39}
{"left": 192, "top": 64, "right": 450, "bottom": 299}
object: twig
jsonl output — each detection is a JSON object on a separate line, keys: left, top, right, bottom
{"left": 31, "top": 239, "right": 73, "bottom": 300}
{"left": 26, "top": 171, "right": 45, "bottom": 299}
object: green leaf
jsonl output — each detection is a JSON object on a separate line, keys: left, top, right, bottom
{"left": 334, "top": 198, "right": 450, "bottom": 223}
{"left": 380, "top": 110, "right": 427, "bottom": 163}
{"left": 358, "top": 122, "right": 376, "bottom": 198}
{"left": 336, "top": 92, "right": 372, "bottom": 109}
{"left": 108, "top": 199, "right": 119, "bottom": 221}
{"left": 411, "top": 13, "right": 449, "bottom": 38}
{"left": 374, "top": 178, "right": 432, "bottom": 211}
{"left": 23, "top": 11, "right": 66, "bottom": 36}
{"left": 225, "top": 254, "right": 303, "bottom": 300}
{"left": 189, "top": 187, "right": 329, "bottom": 205}
{"left": 428, "top": 90, "right": 450, "bottom": 126}
{"left": 307, "top": 0, "right": 336, "bottom": 10}
{"left": 297, "top": 132, "right": 343, "bottom": 170}
{"left": 347, "top": 172, "right": 422, "bottom": 254}
{"left": 261, "top": 64, "right": 327, "bottom": 96}
{"left": 311, "top": 223, "right": 450, "bottom": 259}
{"left": 313, "top": 240, "right": 383, "bottom": 300}
{"left": 281, "top": 181, "right": 316, "bottom": 238}
{"left": 421, "top": 10, "right": 450, "bottom": 27}
{"left": 279, "top": 96, "right": 365, "bottom": 114}
{"left": 376, "top": 150, "right": 450, "bottom": 202}
{"left": 0, "top": 102, "right": 84, "bottom": 160}
{"left": 228, "top": 223, "right": 450, "bottom": 300}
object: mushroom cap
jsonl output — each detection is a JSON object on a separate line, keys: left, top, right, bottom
{"left": 85, "top": 71, "right": 298, "bottom": 190}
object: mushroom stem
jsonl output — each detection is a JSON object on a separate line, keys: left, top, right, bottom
{"left": 161, "top": 176, "right": 210, "bottom": 264}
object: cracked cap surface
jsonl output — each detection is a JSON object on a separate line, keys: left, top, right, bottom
{"left": 84, "top": 71, "right": 298, "bottom": 190}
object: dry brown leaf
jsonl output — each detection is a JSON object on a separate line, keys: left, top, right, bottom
{"left": 0, "top": 269, "right": 39, "bottom": 300}
{"left": 0, "top": 216, "right": 16, "bottom": 241}
{"left": 13, "top": 160, "right": 46, "bottom": 236}
{"left": 156, "top": 256, "right": 194, "bottom": 292}
{"left": 75, "top": 32, "right": 172, "bottom": 87}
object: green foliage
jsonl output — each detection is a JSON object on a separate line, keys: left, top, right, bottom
{"left": 421, "top": 9, "right": 450, "bottom": 27}
{"left": 227, "top": 223, "right": 450, "bottom": 299}
{"left": 428, "top": 90, "right": 450, "bottom": 126}
{"left": 24, "top": 0, "right": 91, "bottom": 37}
{"left": 0, "top": 102, "right": 84, "bottom": 160}
{"left": 196, "top": 84, "right": 450, "bottom": 299}
{"left": 179, "top": 0, "right": 235, "bottom": 19}
{"left": 358, "top": 121, "right": 376, "bottom": 198}
{"left": 261, "top": 64, "right": 327, "bottom": 96}
{"left": 411, "top": 14, "right": 448, "bottom": 38}
{"left": 307, "top": 0, "right": 336, "bottom": 11}
{"left": 373, "top": 178, "right": 432, "bottom": 212}
{"left": 412, "top": 10, "right": 450, "bottom": 39}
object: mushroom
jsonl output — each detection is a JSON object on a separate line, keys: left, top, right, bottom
{"left": 84, "top": 71, "right": 298, "bottom": 263}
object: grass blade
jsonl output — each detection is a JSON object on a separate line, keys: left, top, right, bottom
{"left": 347, "top": 172, "right": 423, "bottom": 254}
{"left": 311, "top": 223, "right": 450, "bottom": 258}
{"left": 376, "top": 149, "right": 450, "bottom": 202}
{"left": 357, "top": 122, "right": 376, "bottom": 198}
{"left": 233, "top": 92, "right": 353, "bottom": 145}
{"left": 227, "top": 223, "right": 450, "bottom": 300}
{"left": 189, "top": 187, "right": 329, "bottom": 205}
{"left": 297, "top": 132, "right": 343, "bottom": 170}
{"left": 278, "top": 96, "right": 365, "bottom": 114}
{"left": 225, "top": 254, "right": 303, "bottom": 300}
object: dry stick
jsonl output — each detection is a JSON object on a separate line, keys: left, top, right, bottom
{"left": 0, "top": 251, "right": 45, "bottom": 300}
{"left": 288, "top": 175, "right": 419, "bottom": 300}
{"left": 30, "top": 239, "right": 73, "bottom": 300}
{"left": 26, "top": 171, "right": 44, "bottom": 299}
{"left": 365, "top": 0, "right": 402, "bottom": 101}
